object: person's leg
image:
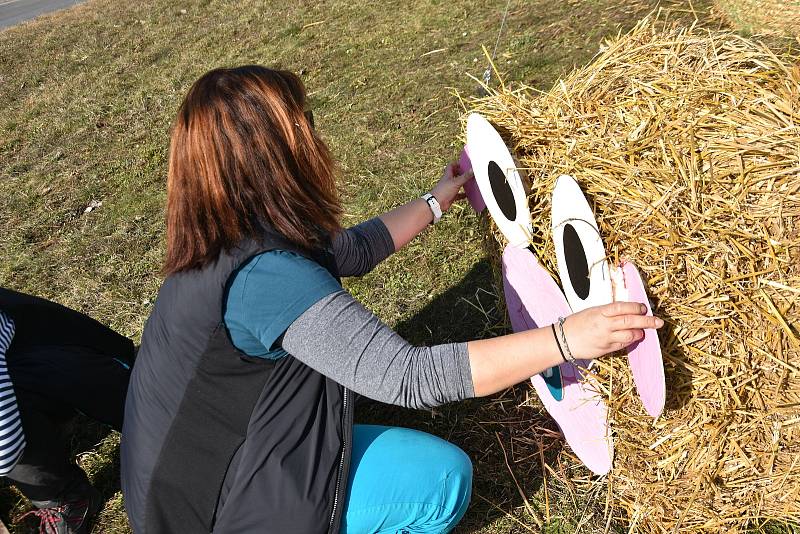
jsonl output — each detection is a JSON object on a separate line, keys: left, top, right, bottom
{"left": 341, "top": 425, "right": 472, "bottom": 534}
{"left": 5, "top": 393, "right": 102, "bottom": 533}
{"left": 8, "top": 345, "right": 131, "bottom": 431}
{"left": 4, "top": 391, "right": 92, "bottom": 504}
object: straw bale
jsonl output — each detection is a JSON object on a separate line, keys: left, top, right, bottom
{"left": 466, "top": 17, "right": 800, "bottom": 533}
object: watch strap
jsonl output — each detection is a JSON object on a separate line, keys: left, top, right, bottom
{"left": 422, "top": 193, "right": 442, "bottom": 224}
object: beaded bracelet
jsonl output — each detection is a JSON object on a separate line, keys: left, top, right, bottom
{"left": 556, "top": 316, "right": 577, "bottom": 364}
{"left": 551, "top": 323, "right": 568, "bottom": 364}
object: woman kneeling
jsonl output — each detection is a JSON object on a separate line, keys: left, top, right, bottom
{"left": 121, "top": 66, "right": 661, "bottom": 534}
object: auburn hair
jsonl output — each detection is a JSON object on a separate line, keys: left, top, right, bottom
{"left": 163, "top": 65, "right": 342, "bottom": 274}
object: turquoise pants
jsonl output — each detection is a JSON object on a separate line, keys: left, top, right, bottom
{"left": 341, "top": 425, "right": 473, "bottom": 534}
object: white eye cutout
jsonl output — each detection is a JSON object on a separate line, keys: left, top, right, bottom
{"left": 465, "top": 113, "right": 532, "bottom": 248}
{"left": 551, "top": 175, "right": 613, "bottom": 313}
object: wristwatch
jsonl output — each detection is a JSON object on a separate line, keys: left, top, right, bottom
{"left": 421, "top": 193, "right": 442, "bottom": 224}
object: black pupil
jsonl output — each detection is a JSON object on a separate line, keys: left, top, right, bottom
{"left": 488, "top": 160, "right": 516, "bottom": 221}
{"left": 563, "top": 223, "right": 590, "bottom": 300}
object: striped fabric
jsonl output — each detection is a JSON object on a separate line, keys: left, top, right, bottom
{"left": 0, "top": 311, "right": 24, "bottom": 475}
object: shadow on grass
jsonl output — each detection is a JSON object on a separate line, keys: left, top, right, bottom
{"left": 356, "top": 259, "right": 565, "bottom": 533}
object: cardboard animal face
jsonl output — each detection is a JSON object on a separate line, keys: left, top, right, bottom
{"left": 463, "top": 113, "right": 666, "bottom": 474}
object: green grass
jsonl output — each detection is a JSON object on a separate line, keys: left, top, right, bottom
{"left": 712, "top": 0, "right": 800, "bottom": 36}
{"left": 0, "top": 0, "right": 727, "bottom": 532}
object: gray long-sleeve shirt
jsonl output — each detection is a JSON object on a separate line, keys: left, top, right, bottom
{"left": 331, "top": 218, "right": 397, "bottom": 277}
{"left": 282, "top": 218, "right": 474, "bottom": 409}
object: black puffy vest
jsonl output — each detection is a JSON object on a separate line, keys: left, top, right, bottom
{"left": 121, "top": 233, "right": 353, "bottom": 533}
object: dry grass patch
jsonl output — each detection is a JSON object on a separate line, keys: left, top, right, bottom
{"left": 713, "top": 0, "right": 800, "bottom": 37}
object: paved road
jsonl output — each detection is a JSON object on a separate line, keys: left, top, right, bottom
{"left": 0, "top": 0, "right": 84, "bottom": 30}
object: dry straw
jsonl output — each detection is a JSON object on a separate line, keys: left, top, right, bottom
{"left": 466, "top": 16, "right": 800, "bottom": 533}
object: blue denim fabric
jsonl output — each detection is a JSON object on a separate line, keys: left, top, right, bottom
{"left": 342, "top": 425, "right": 472, "bottom": 534}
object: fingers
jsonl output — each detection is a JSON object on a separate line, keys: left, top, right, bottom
{"left": 600, "top": 301, "right": 647, "bottom": 317}
{"left": 443, "top": 162, "right": 457, "bottom": 180}
{"left": 454, "top": 169, "right": 474, "bottom": 185}
{"left": 443, "top": 158, "right": 474, "bottom": 188}
{"left": 611, "top": 313, "right": 664, "bottom": 331}
{"left": 609, "top": 328, "right": 644, "bottom": 345}
{"left": 608, "top": 341, "right": 631, "bottom": 352}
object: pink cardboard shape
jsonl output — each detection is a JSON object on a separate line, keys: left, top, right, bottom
{"left": 502, "top": 245, "right": 613, "bottom": 475}
{"left": 459, "top": 147, "right": 486, "bottom": 213}
{"left": 621, "top": 262, "right": 666, "bottom": 418}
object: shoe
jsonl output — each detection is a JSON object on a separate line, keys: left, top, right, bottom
{"left": 18, "top": 486, "right": 102, "bottom": 534}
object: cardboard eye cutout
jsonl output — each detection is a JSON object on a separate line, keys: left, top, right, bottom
{"left": 562, "top": 224, "right": 591, "bottom": 299}
{"left": 616, "top": 262, "right": 666, "bottom": 417}
{"left": 459, "top": 147, "right": 486, "bottom": 213}
{"left": 487, "top": 161, "right": 517, "bottom": 220}
{"left": 466, "top": 113, "right": 532, "bottom": 247}
{"left": 503, "top": 245, "right": 613, "bottom": 475}
{"left": 552, "top": 175, "right": 613, "bottom": 313}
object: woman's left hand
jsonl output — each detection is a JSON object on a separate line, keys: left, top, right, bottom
{"left": 431, "top": 162, "right": 474, "bottom": 212}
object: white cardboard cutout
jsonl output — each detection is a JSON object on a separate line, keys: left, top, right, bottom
{"left": 466, "top": 113, "right": 531, "bottom": 248}
{"left": 551, "top": 174, "right": 613, "bottom": 313}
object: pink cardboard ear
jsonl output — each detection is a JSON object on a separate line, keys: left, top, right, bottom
{"left": 459, "top": 147, "right": 486, "bottom": 213}
{"left": 620, "top": 262, "right": 666, "bottom": 418}
{"left": 502, "top": 245, "right": 613, "bottom": 475}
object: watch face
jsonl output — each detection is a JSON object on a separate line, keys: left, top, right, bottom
{"left": 424, "top": 194, "right": 441, "bottom": 220}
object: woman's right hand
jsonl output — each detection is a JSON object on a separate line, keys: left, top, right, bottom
{"left": 430, "top": 161, "right": 474, "bottom": 212}
{"left": 467, "top": 300, "right": 664, "bottom": 397}
{"left": 561, "top": 302, "right": 664, "bottom": 361}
